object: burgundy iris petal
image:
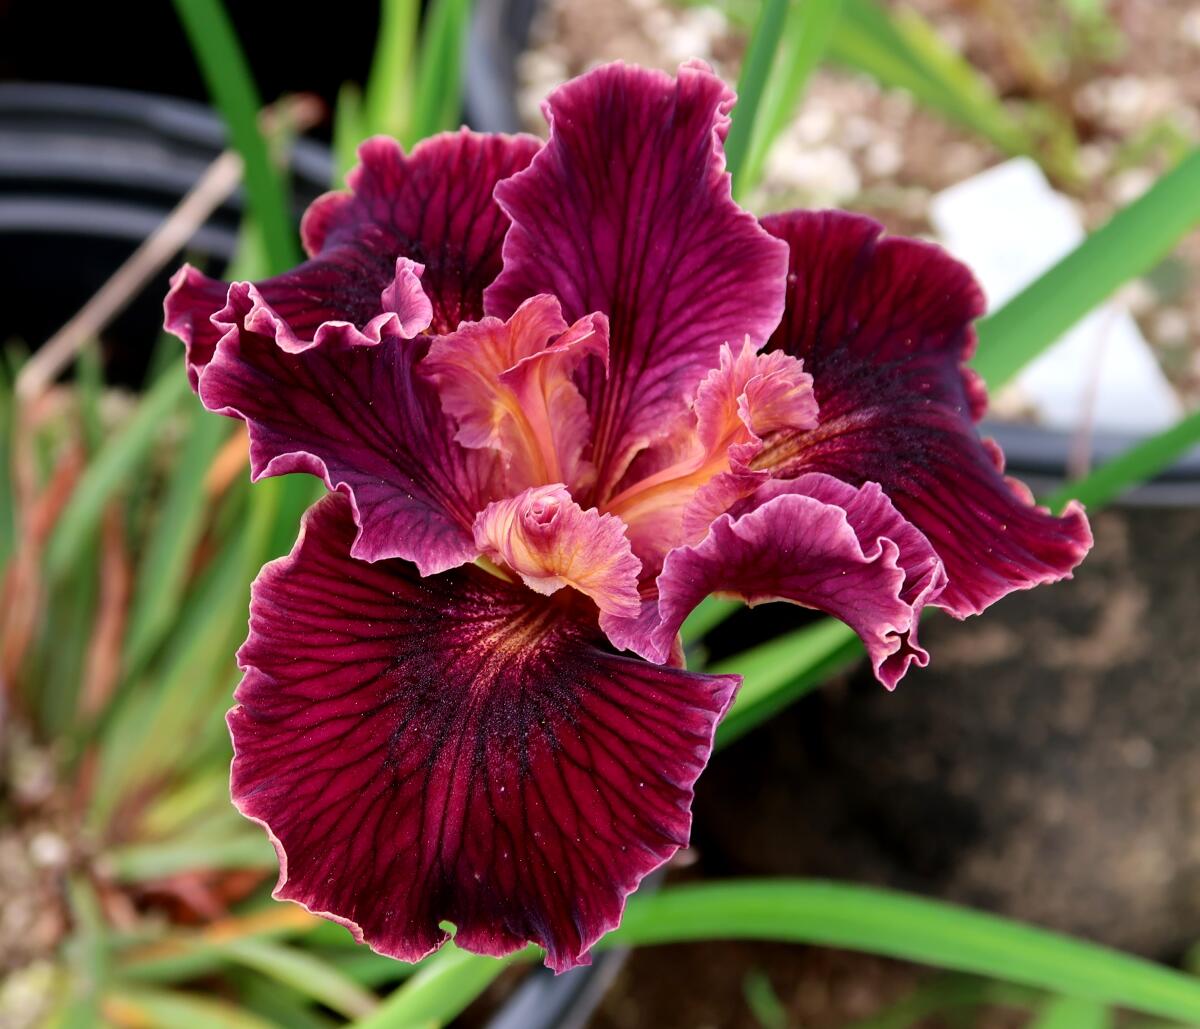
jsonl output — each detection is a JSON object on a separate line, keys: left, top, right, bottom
{"left": 197, "top": 302, "right": 501, "bottom": 574}
{"left": 165, "top": 130, "right": 541, "bottom": 387}
{"left": 163, "top": 60, "right": 1096, "bottom": 973}
{"left": 758, "top": 209, "right": 1092, "bottom": 616}
{"left": 610, "top": 472, "right": 946, "bottom": 689}
{"left": 485, "top": 61, "right": 789, "bottom": 496}
{"left": 231, "top": 495, "right": 738, "bottom": 971}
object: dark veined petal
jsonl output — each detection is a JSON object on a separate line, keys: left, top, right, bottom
{"left": 197, "top": 287, "right": 501, "bottom": 575}
{"left": 608, "top": 473, "right": 946, "bottom": 690}
{"left": 230, "top": 494, "right": 737, "bottom": 972}
{"left": 485, "top": 61, "right": 789, "bottom": 498}
{"left": 165, "top": 130, "right": 542, "bottom": 386}
{"left": 759, "top": 210, "right": 1092, "bottom": 617}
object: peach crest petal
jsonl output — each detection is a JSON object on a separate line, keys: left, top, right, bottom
{"left": 604, "top": 340, "right": 818, "bottom": 576}
{"left": 423, "top": 295, "right": 609, "bottom": 493}
{"left": 474, "top": 485, "right": 641, "bottom": 618}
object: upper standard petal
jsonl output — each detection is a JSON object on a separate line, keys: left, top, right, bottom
{"left": 485, "top": 61, "right": 789, "bottom": 499}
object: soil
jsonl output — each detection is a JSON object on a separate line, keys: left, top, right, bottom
{"left": 517, "top": 0, "right": 1200, "bottom": 408}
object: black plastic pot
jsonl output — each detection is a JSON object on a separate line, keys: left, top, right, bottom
{"left": 0, "top": 83, "right": 331, "bottom": 385}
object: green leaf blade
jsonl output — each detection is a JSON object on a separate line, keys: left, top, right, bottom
{"left": 725, "top": 0, "right": 790, "bottom": 193}
{"left": 172, "top": 0, "right": 299, "bottom": 273}
{"left": 974, "top": 148, "right": 1200, "bottom": 391}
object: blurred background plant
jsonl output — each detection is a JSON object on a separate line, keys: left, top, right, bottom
{"left": 2, "top": 0, "right": 1200, "bottom": 1026}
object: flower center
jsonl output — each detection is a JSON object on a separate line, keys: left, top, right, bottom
{"left": 423, "top": 294, "right": 609, "bottom": 496}
{"left": 598, "top": 340, "right": 820, "bottom": 569}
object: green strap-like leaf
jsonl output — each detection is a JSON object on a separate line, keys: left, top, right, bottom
{"left": 365, "top": 0, "right": 421, "bottom": 141}
{"left": 738, "top": 0, "right": 844, "bottom": 199}
{"left": 613, "top": 880, "right": 1200, "bottom": 1026}
{"left": 43, "top": 371, "right": 189, "bottom": 581}
{"left": 361, "top": 880, "right": 1200, "bottom": 1027}
{"left": 122, "top": 409, "right": 229, "bottom": 677}
{"left": 713, "top": 618, "right": 859, "bottom": 747}
{"left": 1045, "top": 408, "right": 1200, "bottom": 514}
{"left": 216, "top": 938, "right": 379, "bottom": 1019}
{"left": 101, "top": 986, "right": 275, "bottom": 1029}
{"left": 408, "top": 0, "right": 474, "bottom": 145}
{"left": 725, "top": 0, "right": 790, "bottom": 193}
{"left": 1030, "top": 994, "right": 1112, "bottom": 1029}
{"left": 973, "top": 148, "right": 1200, "bottom": 391}
{"left": 354, "top": 945, "right": 527, "bottom": 1029}
{"left": 172, "top": 0, "right": 300, "bottom": 273}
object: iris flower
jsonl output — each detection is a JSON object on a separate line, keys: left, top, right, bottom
{"left": 165, "top": 61, "right": 1092, "bottom": 972}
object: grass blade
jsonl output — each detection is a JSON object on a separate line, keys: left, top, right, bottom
{"left": 973, "top": 148, "right": 1200, "bottom": 390}
{"left": 172, "top": 0, "right": 299, "bottom": 273}
{"left": 365, "top": 0, "right": 421, "bottom": 141}
{"left": 724, "top": 0, "right": 790, "bottom": 193}
{"left": 216, "top": 938, "right": 378, "bottom": 1019}
{"left": 116, "top": 907, "right": 319, "bottom": 984}
{"left": 354, "top": 944, "right": 523, "bottom": 1028}
{"left": 43, "top": 372, "right": 189, "bottom": 581}
{"left": 56, "top": 876, "right": 107, "bottom": 1029}
{"left": 1031, "top": 995, "right": 1112, "bottom": 1029}
{"left": 102, "top": 987, "right": 275, "bottom": 1029}
{"left": 104, "top": 832, "right": 277, "bottom": 881}
{"left": 712, "top": 618, "right": 861, "bottom": 747}
{"left": 680, "top": 596, "right": 742, "bottom": 645}
{"left": 739, "top": 0, "right": 843, "bottom": 199}
{"left": 367, "top": 879, "right": 1200, "bottom": 1026}
{"left": 122, "top": 408, "right": 229, "bottom": 675}
{"left": 334, "top": 82, "right": 368, "bottom": 183}
{"left": 408, "top": 0, "right": 473, "bottom": 144}
{"left": 827, "top": 0, "right": 1034, "bottom": 160}
{"left": 1045, "top": 409, "right": 1200, "bottom": 513}
{"left": 609, "top": 881, "right": 1200, "bottom": 1024}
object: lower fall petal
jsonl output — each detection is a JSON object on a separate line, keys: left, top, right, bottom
{"left": 230, "top": 494, "right": 737, "bottom": 972}
{"left": 609, "top": 473, "right": 946, "bottom": 689}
